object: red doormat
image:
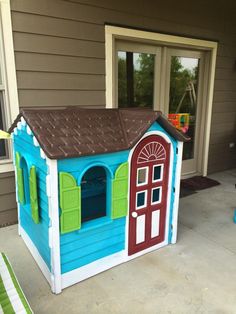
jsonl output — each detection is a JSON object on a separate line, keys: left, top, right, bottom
{"left": 181, "top": 176, "right": 220, "bottom": 191}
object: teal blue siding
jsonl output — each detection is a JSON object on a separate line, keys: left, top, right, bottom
{"left": 61, "top": 217, "right": 125, "bottom": 273}
{"left": 13, "top": 125, "right": 51, "bottom": 270}
{"left": 58, "top": 150, "right": 129, "bottom": 274}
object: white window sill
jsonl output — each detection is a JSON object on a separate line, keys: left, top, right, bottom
{"left": 0, "top": 160, "right": 14, "bottom": 173}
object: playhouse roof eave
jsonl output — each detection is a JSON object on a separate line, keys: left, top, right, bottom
{"left": 8, "top": 107, "right": 190, "bottom": 160}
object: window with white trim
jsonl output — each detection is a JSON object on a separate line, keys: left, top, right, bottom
{"left": 0, "top": 0, "right": 19, "bottom": 172}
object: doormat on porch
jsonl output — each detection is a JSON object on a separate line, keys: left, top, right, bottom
{"left": 180, "top": 186, "right": 197, "bottom": 198}
{"left": 181, "top": 176, "right": 220, "bottom": 191}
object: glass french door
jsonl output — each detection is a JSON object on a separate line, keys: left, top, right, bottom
{"left": 116, "top": 42, "right": 207, "bottom": 176}
{"left": 116, "top": 41, "right": 161, "bottom": 110}
{"left": 164, "top": 49, "right": 204, "bottom": 175}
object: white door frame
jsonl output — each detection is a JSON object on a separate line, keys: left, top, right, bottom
{"left": 105, "top": 25, "right": 218, "bottom": 176}
{"left": 163, "top": 48, "right": 205, "bottom": 176}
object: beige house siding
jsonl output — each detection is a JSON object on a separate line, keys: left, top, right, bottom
{"left": 1, "top": 0, "right": 235, "bottom": 225}
{"left": 0, "top": 172, "right": 17, "bottom": 227}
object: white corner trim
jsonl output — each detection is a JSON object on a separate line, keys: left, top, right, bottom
{"left": 12, "top": 138, "right": 21, "bottom": 235}
{"left": 171, "top": 141, "right": 183, "bottom": 244}
{"left": 19, "top": 225, "right": 51, "bottom": 286}
{"left": 0, "top": 0, "right": 19, "bottom": 172}
{"left": 46, "top": 158, "right": 62, "bottom": 294}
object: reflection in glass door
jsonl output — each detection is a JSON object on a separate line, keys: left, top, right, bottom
{"left": 169, "top": 56, "right": 199, "bottom": 160}
{"left": 118, "top": 51, "right": 155, "bottom": 108}
{"left": 166, "top": 50, "right": 204, "bottom": 175}
{"left": 116, "top": 41, "right": 161, "bottom": 110}
{"left": 115, "top": 41, "right": 206, "bottom": 176}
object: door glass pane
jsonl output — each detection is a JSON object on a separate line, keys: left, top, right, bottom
{"left": 153, "top": 165, "right": 163, "bottom": 182}
{"left": 137, "top": 167, "right": 148, "bottom": 186}
{"left": 152, "top": 187, "right": 162, "bottom": 204}
{"left": 136, "top": 190, "right": 147, "bottom": 209}
{"left": 168, "top": 56, "right": 200, "bottom": 160}
{"left": 118, "top": 51, "right": 154, "bottom": 108}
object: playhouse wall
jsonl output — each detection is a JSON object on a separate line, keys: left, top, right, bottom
{"left": 58, "top": 150, "right": 129, "bottom": 274}
{"left": 13, "top": 124, "right": 51, "bottom": 269}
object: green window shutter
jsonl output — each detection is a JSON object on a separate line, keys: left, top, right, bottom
{"left": 29, "top": 166, "right": 39, "bottom": 224}
{"left": 112, "top": 162, "right": 129, "bottom": 219}
{"left": 15, "top": 152, "right": 25, "bottom": 205}
{"left": 59, "top": 172, "right": 81, "bottom": 234}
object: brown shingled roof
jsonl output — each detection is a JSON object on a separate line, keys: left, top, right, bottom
{"left": 9, "top": 107, "right": 189, "bottom": 159}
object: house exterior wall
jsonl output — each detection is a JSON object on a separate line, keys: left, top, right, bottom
{"left": 1, "top": 0, "right": 235, "bottom": 225}
{"left": 0, "top": 172, "right": 16, "bottom": 227}
{"left": 12, "top": 124, "right": 51, "bottom": 269}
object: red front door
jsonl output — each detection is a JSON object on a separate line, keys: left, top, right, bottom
{"left": 128, "top": 134, "right": 170, "bottom": 255}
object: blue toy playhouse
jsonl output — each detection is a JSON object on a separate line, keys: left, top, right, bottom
{"left": 9, "top": 107, "right": 188, "bottom": 293}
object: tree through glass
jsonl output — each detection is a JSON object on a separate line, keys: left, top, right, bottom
{"left": 118, "top": 51, "right": 154, "bottom": 108}
{"left": 169, "top": 56, "right": 200, "bottom": 160}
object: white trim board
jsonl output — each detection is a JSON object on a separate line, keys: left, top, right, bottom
{"left": 171, "top": 141, "right": 183, "bottom": 244}
{"left": 46, "top": 158, "right": 62, "bottom": 294}
{"left": 19, "top": 226, "right": 51, "bottom": 287}
{"left": 61, "top": 239, "right": 167, "bottom": 290}
{"left": 0, "top": 0, "right": 19, "bottom": 173}
{"left": 105, "top": 25, "right": 217, "bottom": 176}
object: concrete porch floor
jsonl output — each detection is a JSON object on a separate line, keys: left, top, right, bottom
{"left": 1, "top": 170, "right": 236, "bottom": 313}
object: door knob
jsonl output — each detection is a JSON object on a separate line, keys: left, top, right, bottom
{"left": 132, "top": 212, "right": 138, "bottom": 218}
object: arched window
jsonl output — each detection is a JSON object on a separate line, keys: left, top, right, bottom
{"left": 81, "top": 166, "right": 107, "bottom": 223}
{"left": 20, "top": 157, "right": 30, "bottom": 205}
